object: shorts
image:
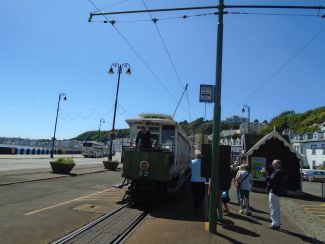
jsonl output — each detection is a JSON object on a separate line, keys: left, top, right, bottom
{"left": 239, "top": 189, "right": 250, "bottom": 199}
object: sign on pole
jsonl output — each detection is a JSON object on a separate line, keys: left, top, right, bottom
{"left": 199, "top": 84, "right": 214, "bottom": 103}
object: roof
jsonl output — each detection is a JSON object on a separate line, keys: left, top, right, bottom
{"left": 245, "top": 130, "right": 302, "bottom": 159}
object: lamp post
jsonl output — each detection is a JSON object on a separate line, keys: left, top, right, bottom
{"left": 108, "top": 63, "right": 131, "bottom": 160}
{"left": 242, "top": 104, "right": 250, "bottom": 133}
{"left": 51, "top": 93, "right": 67, "bottom": 158}
{"left": 98, "top": 118, "right": 105, "bottom": 142}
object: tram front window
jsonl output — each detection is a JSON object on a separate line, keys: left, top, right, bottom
{"left": 161, "top": 125, "right": 175, "bottom": 151}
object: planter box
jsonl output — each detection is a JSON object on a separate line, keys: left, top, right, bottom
{"left": 103, "top": 161, "right": 119, "bottom": 171}
{"left": 50, "top": 162, "right": 75, "bottom": 174}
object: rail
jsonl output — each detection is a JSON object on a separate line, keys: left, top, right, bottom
{"left": 51, "top": 202, "right": 148, "bottom": 244}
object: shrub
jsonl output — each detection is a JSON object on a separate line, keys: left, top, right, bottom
{"left": 53, "top": 157, "right": 75, "bottom": 164}
{"left": 319, "top": 165, "right": 325, "bottom": 170}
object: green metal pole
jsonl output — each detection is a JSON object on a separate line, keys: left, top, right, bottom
{"left": 209, "top": 0, "right": 224, "bottom": 233}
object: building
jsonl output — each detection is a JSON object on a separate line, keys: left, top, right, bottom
{"left": 225, "top": 115, "right": 248, "bottom": 124}
{"left": 219, "top": 136, "right": 242, "bottom": 164}
{"left": 290, "top": 131, "right": 325, "bottom": 169}
{"left": 243, "top": 130, "right": 302, "bottom": 193}
{"left": 240, "top": 121, "right": 268, "bottom": 135}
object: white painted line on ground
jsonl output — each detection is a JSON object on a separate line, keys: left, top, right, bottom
{"left": 24, "top": 187, "right": 115, "bottom": 216}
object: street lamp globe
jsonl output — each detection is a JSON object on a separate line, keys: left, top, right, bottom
{"left": 108, "top": 67, "right": 114, "bottom": 75}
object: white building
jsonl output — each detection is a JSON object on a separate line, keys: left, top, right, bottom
{"left": 240, "top": 121, "right": 268, "bottom": 135}
{"left": 219, "top": 137, "right": 242, "bottom": 164}
{"left": 291, "top": 131, "right": 325, "bottom": 169}
{"left": 225, "top": 115, "right": 248, "bottom": 124}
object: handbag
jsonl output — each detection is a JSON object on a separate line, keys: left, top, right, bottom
{"left": 236, "top": 172, "right": 249, "bottom": 189}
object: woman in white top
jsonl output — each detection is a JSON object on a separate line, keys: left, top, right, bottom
{"left": 235, "top": 164, "right": 252, "bottom": 215}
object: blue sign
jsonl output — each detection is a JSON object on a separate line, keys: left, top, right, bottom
{"left": 199, "top": 84, "right": 214, "bottom": 103}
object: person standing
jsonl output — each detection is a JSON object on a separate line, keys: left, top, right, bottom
{"left": 235, "top": 164, "right": 252, "bottom": 215}
{"left": 264, "top": 159, "right": 283, "bottom": 230}
{"left": 135, "top": 126, "right": 152, "bottom": 149}
{"left": 189, "top": 151, "right": 206, "bottom": 213}
{"left": 234, "top": 164, "right": 243, "bottom": 205}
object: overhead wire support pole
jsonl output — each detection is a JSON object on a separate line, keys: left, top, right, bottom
{"left": 87, "top": 0, "right": 325, "bottom": 235}
{"left": 89, "top": 6, "right": 219, "bottom": 21}
{"left": 209, "top": 0, "right": 224, "bottom": 234}
{"left": 173, "top": 83, "right": 188, "bottom": 118}
{"left": 88, "top": 4, "right": 325, "bottom": 21}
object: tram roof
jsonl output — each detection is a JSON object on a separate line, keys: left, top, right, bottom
{"left": 126, "top": 113, "right": 177, "bottom": 126}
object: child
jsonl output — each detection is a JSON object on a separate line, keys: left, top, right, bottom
{"left": 221, "top": 190, "right": 230, "bottom": 215}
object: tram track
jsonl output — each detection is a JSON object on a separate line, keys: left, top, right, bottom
{"left": 52, "top": 202, "right": 149, "bottom": 244}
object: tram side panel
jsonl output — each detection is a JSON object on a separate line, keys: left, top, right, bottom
{"left": 122, "top": 149, "right": 174, "bottom": 182}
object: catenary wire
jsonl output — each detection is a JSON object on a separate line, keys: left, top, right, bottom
{"left": 91, "top": 11, "right": 322, "bottom": 24}
{"left": 88, "top": 0, "right": 180, "bottom": 105}
{"left": 140, "top": 0, "right": 189, "bottom": 118}
{"left": 140, "top": 0, "right": 198, "bottom": 119}
{"left": 227, "top": 25, "right": 325, "bottom": 117}
{"left": 92, "top": 0, "right": 129, "bottom": 13}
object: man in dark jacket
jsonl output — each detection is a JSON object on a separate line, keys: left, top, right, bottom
{"left": 264, "top": 159, "right": 283, "bottom": 230}
{"left": 136, "top": 126, "right": 152, "bottom": 149}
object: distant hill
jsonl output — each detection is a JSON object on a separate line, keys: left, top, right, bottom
{"left": 72, "top": 106, "right": 325, "bottom": 141}
{"left": 72, "top": 118, "right": 241, "bottom": 142}
{"left": 262, "top": 106, "right": 325, "bottom": 134}
{"left": 179, "top": 117, "right": 241, "bottom": 136}
{"left": 72, "top": 129, "right": 129, "bottom": 143}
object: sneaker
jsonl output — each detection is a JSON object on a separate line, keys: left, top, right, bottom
{"left": 267, "top": 224, "right": 280, "bottom": 230}
{"left": 246, "top": 210, "right": 252, "bottom": 216}
{"left": 239, "top": 209, "right": 243, "bottom": 214}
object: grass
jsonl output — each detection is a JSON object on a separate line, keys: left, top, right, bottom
{"left": 52, "top": 157, "right": 75, "bottom": 164}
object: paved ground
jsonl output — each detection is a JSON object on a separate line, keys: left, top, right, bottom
{"left": 0, "top": 153, "right": 121, "bottom": 171}
{"left": 126, "top": 184, "right": 322, "bottom": 244}
{"left": 1, "top": 161, "right": 324, "bottom": 243}
{"left": 303, "top": 181, "right": 325, "bottom": 198}
{"left": 0, "top": 169, "right": 126, "bottom": 244}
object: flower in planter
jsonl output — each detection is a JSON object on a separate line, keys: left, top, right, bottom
{"left": 52, "top": 157, "right": 75, "bottom": 164}
{"left": 50, "top": 157, "right": 75, "bottom": 174}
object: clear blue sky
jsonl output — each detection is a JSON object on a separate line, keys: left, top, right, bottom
{"left": 1, "top": 0, "right": 324, "bottom": 139}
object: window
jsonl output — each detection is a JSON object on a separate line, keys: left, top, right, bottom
{"left": 322, "top": 144, "right": 325, "bottom": 155}
{"left": 311, "top": 145, "right": 317, "bottom": 154}
{"left": 312, "top": 160, "right": 316, "bottom": 169}
{"left": 161, "top": 125, "right": 175, "bottom": 150}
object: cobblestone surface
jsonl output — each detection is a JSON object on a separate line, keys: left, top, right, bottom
{"left": 281, "top": 197, "right": 325, "bottom": 242}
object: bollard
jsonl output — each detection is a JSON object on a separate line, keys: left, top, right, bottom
{"left": 322, "top": 183, "right": 325, "bottom": 199}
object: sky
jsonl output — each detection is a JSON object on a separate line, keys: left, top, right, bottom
{"left": 0, "top": 0, "right": 324, "bottom": 139}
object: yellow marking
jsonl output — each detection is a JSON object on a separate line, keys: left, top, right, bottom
{"left": 304, "top": 208, "right": 325, "bottom": 210}
{"left": 25, "top": 187, "right": 114, "bottom": 216}
{"left": 300, "top": 203, "right": 325, "bottom": 207}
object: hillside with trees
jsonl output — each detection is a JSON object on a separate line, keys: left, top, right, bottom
{"left": 263, "top": 106, "right": 325, "bottom": 134}
{"left": 72, "top": 106, "right": 325, "bottom": 141}
{"left": 72, "top": 129, "right": 129, "bottom": 143}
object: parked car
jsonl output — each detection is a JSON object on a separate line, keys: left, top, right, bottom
{"left": 306, "top": 171, "right": 325, "bottom": 182}
{"left": 302, "top": 171, "right": 312, "bottom": 181}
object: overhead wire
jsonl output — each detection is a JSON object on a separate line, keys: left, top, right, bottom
{"left": 88, "top": 1, "right": 325, "bottom": 121}
{"left": 140, "top": 0, "right": 198, "bottom": 120}
{"left": 227, "top": 24, "right": 325, "bottom": 116}
{"left": 91, "top": 10, "right": 323, "bottom": 25}
{"left": 140, "top": 0, "right": 184, "bottom": 90}
{"left": 92, "top": 0, "right": 129, "bottom": 13}
{"left": 88, "top": 0, "right": 179, "bottom": 105}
